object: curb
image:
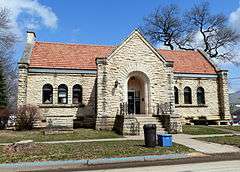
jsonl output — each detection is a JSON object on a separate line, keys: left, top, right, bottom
{"left": 0, "top": 153, "right": 190, "bottom": 169}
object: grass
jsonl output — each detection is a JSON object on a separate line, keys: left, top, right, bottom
{"left": 182, "top": 125, "right": 229, "bottom": 135}
{"left": 197, "top": 136, "right": 240, "bottom": 147}
{"left": 214, "top": 126, "right": 240, "bottom": 132}
{"left": 0, "top": 129, "right": 122, "bottom": 143}
{"left": 0, "top": 140, "right": 194, "bottom": 163}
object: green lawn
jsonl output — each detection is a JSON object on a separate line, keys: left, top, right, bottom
{"left": 214, "top": 126, "right": 240, "bottom": 132}
{"left": 0, "top": 129, "right": 122, "bottom": 143}
{"left": 182, "top": 125, "right": 229, "bottom": 135}
{"left": 197, "top": 136, "right": 240, "bottom": 147}
{"left": 0, "top": 140, "right": 194, "bottom": 163}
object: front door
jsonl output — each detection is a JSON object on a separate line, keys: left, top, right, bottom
{"left": 128, "top": 90, "right": 140, "bottom": 114}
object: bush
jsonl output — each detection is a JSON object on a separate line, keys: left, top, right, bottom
{"left": 0, "top": 107, "right": 10, "bottom": 129}
{"left": 15, "top": 105, "right": 40, "bottom": 130}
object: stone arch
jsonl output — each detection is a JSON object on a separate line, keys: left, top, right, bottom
{"left": 117, "top": 65, "right": 151, "bottom": 115}
{"left": 126, "top": 71, "right": 150, "bottom": 115}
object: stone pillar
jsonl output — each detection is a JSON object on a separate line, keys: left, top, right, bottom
{"left": 95, "top": 58, "right": 109, "bottom": 130}
{"left": 144, "top": 82, "right": 149, "bottom": 115}
{"left": 17, "top": 63, "right": 29, "bottom": 106}
{"left": 166, "top": 61, "right": 182, "bottom": 133}
{"left": 17, "top": 31, "right": 36, "bottom": 106}
{"left": 217, "top": 70, "right": 231, "bottom": 120}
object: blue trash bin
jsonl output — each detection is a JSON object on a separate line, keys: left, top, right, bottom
{"left": 158, "top": 134, "right": 172, "bottom": 147}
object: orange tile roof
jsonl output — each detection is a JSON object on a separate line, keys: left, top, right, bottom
{"left": 30, "top": 42, "right": 115, "bottom": 70}
{"left": 29, "top": 42, "right": 217, "bottom": 74}
{"left": 158, "top": 49, "right": 217, "bottom": 74}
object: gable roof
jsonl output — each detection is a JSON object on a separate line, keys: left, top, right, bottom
{"left": 29, "top": 41, "right": 217, "bottom": 74}
{"left": 106, "top": 30, "right": 166, "bottom": 63}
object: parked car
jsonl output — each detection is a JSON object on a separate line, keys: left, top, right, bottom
{"left": 231, "top": 109, "right": 240, "bottom": 125}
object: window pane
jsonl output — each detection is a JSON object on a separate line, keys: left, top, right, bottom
{"left": 42, "top": 84, "right": 53, "bottom": 104}
{"left": 184, "top": 87, "right": 192, "bottom": 104}
{"left": 72, "top": 85, "right": 82, "bottom": 104}
{"left": 174, "top": 87, "right": 179, "bottom": 104}
{"left": 197, "top": 87, "right": 205, "bottom": 104}
{"left": 58, "top": 84, "right": 68, "bottom": 104}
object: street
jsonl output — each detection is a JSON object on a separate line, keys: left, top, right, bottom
{"left": 79, "top": 160, "right": 240, "bottom": 172}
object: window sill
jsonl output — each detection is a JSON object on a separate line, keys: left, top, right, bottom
{"left": 39, "top": 104, "right": 85, "bottom": 108}
{"left": 175, "top": 104, "right": 208, "bottom": 108}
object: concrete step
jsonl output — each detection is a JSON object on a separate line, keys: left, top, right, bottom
{"left": 131, "top": 116, "right": 166, "bottom": 135}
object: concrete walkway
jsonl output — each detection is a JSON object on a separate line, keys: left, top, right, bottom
{"left": 173, "top": 134, "right": 240, "bottom": 154}
{"left": 0, "top": 137, "right": 142, "bottom": 146}
{"left": 210, "top": 126, "right": 240, "bottom": 135}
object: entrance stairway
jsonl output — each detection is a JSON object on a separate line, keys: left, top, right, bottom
{"left": 135, "top": 116, "right": 166, "bottom": 135}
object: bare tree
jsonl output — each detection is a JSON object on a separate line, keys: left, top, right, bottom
{"left": 142, "top": 2, "right": 240, "bottom": 62}
{"left": 142, "top": 4, "right": 182, "bottom": 50}
{"left": 0, "top": 8, "right": 17, "bottom": 109}
{"left": 182, "top": 2, "right": 240, "bottom": 61}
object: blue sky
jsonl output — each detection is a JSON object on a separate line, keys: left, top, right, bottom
{"left": 1, "top": 0, "right": 240, "bottom": 92}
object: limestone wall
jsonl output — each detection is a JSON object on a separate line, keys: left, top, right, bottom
{"left": 174, "top": 77, "right": 220, "bottom": 121}
{"left": 17, "top": 64, "right": 28, "bottom": 106}
{"left": 96, "top": 31, "right": 174, "bottom": 130}
{"left": 25, "top": 72, "right": 97, "bottom": 127}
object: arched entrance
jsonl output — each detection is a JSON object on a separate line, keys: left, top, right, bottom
{"left": 127, "top": 71, "right": 150, "bottom": 115}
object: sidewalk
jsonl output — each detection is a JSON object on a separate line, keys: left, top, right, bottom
{"left": 210, "top": 126, "right": 240, "bottom": 135}
{"left": 173, "top": 134, "right": 240, "bottom": 154}
{"left": 0, "top": 153, "right": 194, "bottom": 172}
{"left": 0, "top": 136, "right": 142, "bottom": 146}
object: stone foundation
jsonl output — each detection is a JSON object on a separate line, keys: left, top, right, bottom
{"left": 159, "top": 115, "right": 182, "bottom": 133}
{"left": 73, "top": 116, "right": 96, "bottom": 128}
{"left": 95, "top": 116, "right": 116, "bottom": 130}
{"left": 46, "top": 116, "right": 74, "bottom": 128}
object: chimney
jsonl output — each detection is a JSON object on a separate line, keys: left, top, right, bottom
{"left": 26, "top": 31, "right": 36, "bottom": 44}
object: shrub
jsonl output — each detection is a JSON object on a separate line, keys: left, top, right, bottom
{"left": 15, "top": 105, "right": 40, "bottom": 130}
{"left": 0, "top": 107, "right": 10, "bottom": 129}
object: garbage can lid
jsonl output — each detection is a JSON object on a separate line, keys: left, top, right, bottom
{"left": 143, "top": 124, "right": 156, "bottom": 129}
{"left": 158, "top": 134, "right": 172, "bottom": 137}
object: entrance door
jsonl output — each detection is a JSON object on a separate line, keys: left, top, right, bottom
{"left": 128, "top": 90, "right": 140, "bottom": 114}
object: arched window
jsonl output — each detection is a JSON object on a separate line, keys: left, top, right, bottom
{"left": 58, "top": 84, "right": 68, "bottom": 104}
{"left": 72, "top": 84, "right": 82, "bottom": 104}
{"left": 42, "top": 84, "right": 53, "bottom": 104}
{"left": 174, "top": 87, "right": 179, "bottom": 104}
{"left": 197, "top": 87, "right": 205, "bottom": 105}
{"left": 184, "top": 87, "right": 192, "bottom": 104}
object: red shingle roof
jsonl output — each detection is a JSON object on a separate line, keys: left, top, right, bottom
{"left": 29, "top": 42, "right": 217, "bottom": 74}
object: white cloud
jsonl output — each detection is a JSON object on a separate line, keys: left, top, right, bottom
{"left": 229, "top": 4, "right": 240, "bottom": 31}
{"left": 0, "top": 0, "right": 58, "bottom": 36}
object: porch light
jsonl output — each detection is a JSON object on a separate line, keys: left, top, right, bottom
{"left": 115, "top": 80, "right": 119, "bottom": 88}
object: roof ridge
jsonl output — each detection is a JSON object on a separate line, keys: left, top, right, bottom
{"left": 35, "top": 42, "right": 198, "bottom": 52}
{"left": 35, "top": 41, "right": 116, "bottom": 47}
{"left": 158, "top": 48, "right": 197, "bottom": 52}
